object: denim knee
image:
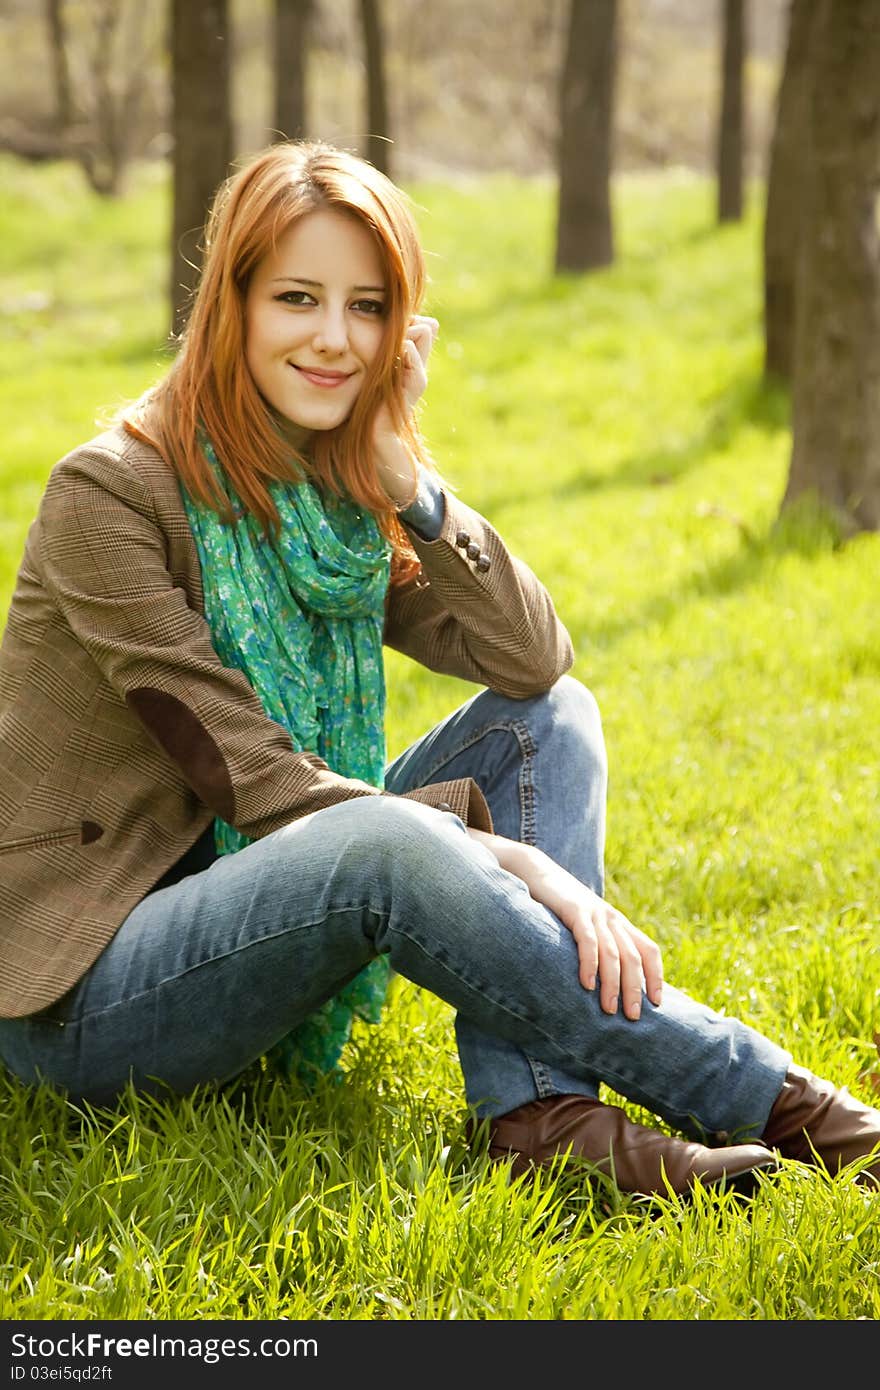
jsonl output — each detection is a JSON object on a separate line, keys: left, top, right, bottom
{"left": 528, "top": 675, "right": 607, "bottom": 783}
{"left": 303, "top": 791, "right": 476, "bottom": 895}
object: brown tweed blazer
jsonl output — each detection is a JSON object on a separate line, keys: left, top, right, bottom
{"left": 0, "top": 423, "right": 573, "bottom": 1018}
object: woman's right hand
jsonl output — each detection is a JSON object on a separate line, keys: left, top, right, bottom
{"left": 467, "top": 828, "right": 664, "bottom": 1021}
{"left": 371, "top": 315, "right": 439, "bottom": 508}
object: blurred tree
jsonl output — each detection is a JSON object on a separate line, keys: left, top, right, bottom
{"left": 717, "top": 0, "right": 745, "bottom": 222}
{"left": 274, "top": 0, "right": 312, "bottom": 142}
{"left": 359, "top": 0, "right": 391, "bottom": 175}
{"left": 782, "top": 0, "right": 880, "bottom": 535}
{"left": 46, "top": 0, "right": 73, "bottom": 133}
{"left": 555, "top": 0, "right": 617, "bottom": 272}
{"left": 170, "top": 0, "right": 232, "bottom": 337}
{"left": 763, "top": 0, "right": 812, "bottom": 382}
{"left": 43, "top": 0, "right": 151, "bottom": 195}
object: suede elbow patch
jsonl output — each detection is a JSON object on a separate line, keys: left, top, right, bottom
{"left": 127, "top": 687, "right": 236, "bottom": 822}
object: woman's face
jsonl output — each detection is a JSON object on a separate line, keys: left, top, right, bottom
{"left": 245, "top": 208, "right": 388, "bottom": 441}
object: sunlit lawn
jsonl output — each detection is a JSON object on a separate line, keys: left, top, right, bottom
{"left": 1, "top": 154, "right": 878, "bottom": 1320}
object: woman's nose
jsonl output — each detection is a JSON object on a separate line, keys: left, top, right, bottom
{"left": 313, "top": 306, "right": 349, "bottom": 354}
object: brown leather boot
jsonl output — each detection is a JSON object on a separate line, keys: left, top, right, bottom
{"left": 480, "top": 1095, "right": 779, "bottom": 1197}
{"left": 761, "top": 1065, "right": 880, "bottom": 1184}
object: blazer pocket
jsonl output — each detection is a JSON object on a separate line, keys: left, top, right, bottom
{"left": 0, "top": 821, "right": 104, "bottom": 854}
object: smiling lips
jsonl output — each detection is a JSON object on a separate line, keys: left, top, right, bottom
{"left": 293, "top": 365, "right": 354, "bottom": 388}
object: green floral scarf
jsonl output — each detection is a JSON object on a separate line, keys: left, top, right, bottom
{"left": 181, "top": 436, "right": 392, "bottom": 1084}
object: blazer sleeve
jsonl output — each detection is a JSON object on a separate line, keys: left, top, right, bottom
{"left": 385, "top": 490, "right": 574, "bottom": 697}
{"left": 36, "top": 443, "right": 493, "bottom": 838}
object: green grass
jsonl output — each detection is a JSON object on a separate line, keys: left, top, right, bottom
{"left": 1, "top": 156, "right": 879, "bottom": 1321}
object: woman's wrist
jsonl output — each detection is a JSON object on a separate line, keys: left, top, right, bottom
{"left": 467, "top": 828, "right": 542, "bottom": 878}
{"left": 373, "top": 432, "right": 419, "bottom": 509}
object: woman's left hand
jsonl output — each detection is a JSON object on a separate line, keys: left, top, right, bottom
{"left": 467, "top": 829, "right": 664, "bottom": 1022}
{"left": 372, "top": 315, "right": 439, "bottom": 506}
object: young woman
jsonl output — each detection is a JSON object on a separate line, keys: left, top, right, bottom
{"left": 0, "top": 141, "right": 877, "bottom": 1198}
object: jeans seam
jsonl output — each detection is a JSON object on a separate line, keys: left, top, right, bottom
{"left": 516, "top": 723, "right": 537, "bottom": 846}
{"left": 526, "top": 1056, "right": 557, "bottom": 1098}
{"left": 409, "top": 718, "right": 539, "bottom": 848}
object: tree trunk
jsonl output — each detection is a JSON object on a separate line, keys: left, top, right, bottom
{"left": 555, "top": 0, "right": 617, "bottom": 273}
{"left": 763, "top": 0, "right": 813, "bottom": 381}
{"left": 274, "top": 0, "right": 311, "bottom": 142}
{"left": 86, "top": 0, "right": 131, "bottom": 197}
{"left": 359, "top": 0, "right": 391, "bottom": 176}
{"left": 717, "top": 0, "right": 745, "bottom": 222}
{"left": 170, "top": 0, "right": 233, "bottom": 337}
{"left": 45, "top": 0, "right": 144, "bottom": 197}
{"left": 782, "top": 0, "right": 880, "bottom": 535}
{"left": 45, "top": 0, "right": 72, "bottom": 133}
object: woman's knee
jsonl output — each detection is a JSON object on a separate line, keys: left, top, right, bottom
{"left": 533, "top": 674, "right": 607, "bottom": 775}
{"left": 550, "top": 673, "right": 603, "bottom": 731}
{"left": 314, "top": 791, "right": 470, "bottom": 884}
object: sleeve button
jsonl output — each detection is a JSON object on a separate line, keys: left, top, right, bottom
{"left": 437, "top": 801, "right": 454, "bottom": 813}
{"left": 455, "top": 530, "right": 470, "bottom": 548}
{"left": 476, "top": 553, "right": 491, "bottom": 572}
{"left": 466, "top": 541, "right": 480, "bottom": 560}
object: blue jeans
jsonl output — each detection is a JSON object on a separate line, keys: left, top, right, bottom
{"left": 0, "top": 676, "right": 790, "bottom": 1136}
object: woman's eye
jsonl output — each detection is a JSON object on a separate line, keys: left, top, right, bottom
{"left": 352, "top": 298, "right": 385, "bottom": 316}
{"left": 277, "top": 291, "right": 315, "bottom": 306}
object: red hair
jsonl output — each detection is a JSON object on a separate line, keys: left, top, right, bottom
{"left": 126, "top": 141, "right": 434, "bottom": 583}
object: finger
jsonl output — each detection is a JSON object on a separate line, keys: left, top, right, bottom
{"left": 617, "top": 917, "right": 663, "bottom": 1008}
{"left": 401, "top": 338, "right": 427, "bottom": 383}
{"left": 407, "top": 333, "right": 431, "bottom": 369}
{"left": 606, "top": 910, "right": 651, "bottom": 1021}
{"left": 399, "top": 342, "right": 427, "bottom": 411}
{"left": 406, "top": 319, "right": 436, "bottom": 364}
{"left": 410, "top": 314, "right": 439, "bottom": 339}
{"left": 566, "top": 912, "right": 599, "bottom": 992}
{"left": 592, "top": 915, "right": 621, "bottom": 1014}
{"left": 631, "top": 925, "right": 664, "bottom": 1007}
{"left": 616, "top": 936, "right": 646, "bottom": 1021}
